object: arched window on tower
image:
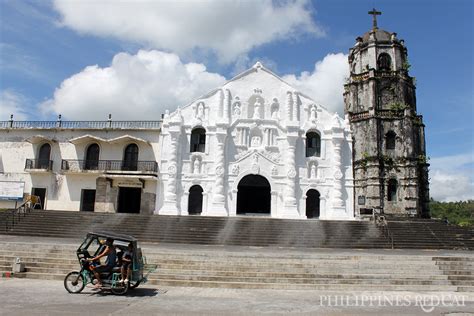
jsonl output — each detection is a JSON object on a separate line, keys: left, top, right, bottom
{"left": 386, "top": 131, "right": 396, "bottom": 150}
{"left": 377, "top": 53, "right": 392, "bottom": 71}
{"left": 387, "top": 179, "right": 398, "bottom": 202}
{"left": 306, "top": 132, "right": 321, "bottom": 157}
{"left": 190, "top": 128, "right": 206, "bottom": 153}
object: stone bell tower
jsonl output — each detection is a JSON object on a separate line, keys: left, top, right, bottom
{"left": 344, "top": 9, "right": 430, "bottom": 217}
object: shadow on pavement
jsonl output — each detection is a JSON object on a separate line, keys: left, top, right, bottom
{"left": 126, "top": 288, "right": 162, "bottom": 297}
{"left": 80, "top": 287, "right": 162, "bottom": 297}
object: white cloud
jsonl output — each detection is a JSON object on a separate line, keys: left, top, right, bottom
{"left": 0, "top": 89, "right": 30, "bottom": 120}
{"left": 40, "top": 51, "right": 351, "bottom": 120}
{"left": 429, "top": 153, "right": 474, "bottom": 202}
{"left": 52, "top": 0, "right": 323, "bottom": 63}
{"left": 282, "top": 53, "right": 348, "bottom": 115}
{"left": 40, "top": 50, "right": 226, "bottom": 120}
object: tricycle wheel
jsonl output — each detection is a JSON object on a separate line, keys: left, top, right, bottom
{"left": 129, "top": 280, "right": 141, "bottom": 289}
{"left": 111, "top": 281, "right": 129, "bottom": 295}
{"left": 64, "top": 271, "right": 85, "bottom": 294}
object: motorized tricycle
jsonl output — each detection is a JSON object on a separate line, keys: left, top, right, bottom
{"left": 64, "top": 231, "right": 155, "bottom": 295}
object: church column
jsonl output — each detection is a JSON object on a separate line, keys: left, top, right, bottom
{"left": 330, "top": 128, "right": 348, "bottom": 218}
{"left": 243, "top": 128, "right": 249, "bottom": 147}
{"left": 160, "top": 130, "right": 180, "bottom": 214}
{"left": 209, "top": 127, "right": 227, "bottom": 215}
{"left": 265, "top": 128, "right": 271, "bottom": 146}
{"left": 286, "top": 91, "right": 293, "bottom": 122}
{"left": 282, "top": 131, "right": 299, "bottom": 218}
{"left": 218, "top": 89, "right": 224, "bottom": 118}
{"left": 224, "top": 89, "right": 231, "bottom": 122}
{"left": 292, "top": 93, "right": 299, "bottom": 121}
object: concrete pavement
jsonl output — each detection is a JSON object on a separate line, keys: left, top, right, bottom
{"left": 1, "top": 278, "right": 474, "bottom": 315}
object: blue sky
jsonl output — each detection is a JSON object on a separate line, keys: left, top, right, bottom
{"left": 0, "top": 0, "right": 472, "bottom": 201}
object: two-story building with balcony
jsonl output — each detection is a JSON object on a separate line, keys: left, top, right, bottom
{"left": 0, "top": 119, "right": 160, "bottom": 214}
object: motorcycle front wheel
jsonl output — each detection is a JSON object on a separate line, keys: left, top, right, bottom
{"left": 64, "top": 271, "right": 86, "bottom": 294}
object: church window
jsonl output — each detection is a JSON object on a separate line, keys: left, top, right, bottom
{"left": 190, "top": 128, "right": 206, "bottom": 153}
{"left": 85, "top": 143, "right": 100, "bottom": 170}
{"left": 377, "top": 53, "right": 392, "bottom": 71}
{"left": 387, "top": 179, "right": 398, "bottom": 202}
{"left": 386, "top": 131, "right": 396, "bottom": 150}
{"left": 123, "top": 144, "right": 139, "bottom": 171}
{"left": 306, "top": 132, "right": 321, "bottom": 157}
{"left": 38, "top": 143, "right": 51, "bottom": 169}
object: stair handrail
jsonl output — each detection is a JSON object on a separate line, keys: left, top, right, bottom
{"left": 4, "top": 196, "right": 37, "bottom": 231}
{"left": 374, "top": 213, "right": 394, "bottom": 249}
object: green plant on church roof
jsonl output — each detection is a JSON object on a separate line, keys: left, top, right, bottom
{"left": 389, "top": 102, "right": 408, "bottom": 111}
{"left": 418, "top": 155, "right": 429, "bottom": 164}
{"left": 412, "top": 116, "right": 423, "bottom": 125}
{"left": 402, "top": 60, "right": 411, "bottom": 71}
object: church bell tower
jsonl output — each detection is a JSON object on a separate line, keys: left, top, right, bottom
{"left": 344, "top": 9, "right": 430, "bottom": 217}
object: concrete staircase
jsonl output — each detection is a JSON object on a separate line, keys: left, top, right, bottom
{"left": 2, "top": 210, "right": 474, "bottom": 250}
{"left": 387, "top": 219, "right": 474, "bottom": 249}
{"left": 1, "top": 241, "right": 473, "bottom": 292}
{"left": 2, "top": 210, "right": 390, "bottom": 249}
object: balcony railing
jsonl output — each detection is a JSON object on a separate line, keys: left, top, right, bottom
{"left": 61, "top": 159, "right": 158, "bottom": 173}
{"left": 25, "top": 159, "right": 53, "bottom": 171}
{"left": 0, "top": 120, "right": 161, "bottom": 129}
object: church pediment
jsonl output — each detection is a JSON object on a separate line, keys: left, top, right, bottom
{"left": 234, "top": 148, "right": 281, "bottom": 165}
{"left": 162, "top": 61, "right": 346, "bottom": 135}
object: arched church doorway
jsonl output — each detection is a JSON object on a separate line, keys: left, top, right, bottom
{"left": 188, "top": 185, "right": 203, "bottom": 215}
{"left": 237, "top": 175, "right": 271, "bottom": 215}
{"left": 306, "top": 189, "right": 320, "bottom": 219}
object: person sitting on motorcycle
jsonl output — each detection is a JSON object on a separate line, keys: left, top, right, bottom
{"left": 120, "top": 243, "right": 133, "bottom": 283}
{"left": 88, "top": 237, "right": 116, "bottom": 288}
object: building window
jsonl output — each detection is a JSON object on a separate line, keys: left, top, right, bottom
{"left": 85, "top": 143, "right": 100, "bottom": 170}
{"left": 386, "top": 131, "right": 396, "bottom": 150}
{"left": 377, "top": 53, "right": 392, "bottom": 71}
{"left": 387, "top": 179, "right": 398, "bottom": 202}
{"left": 38, "top": 143, "right": 51, "bottom": 169}
{"left": 190, "top": 128, "right": 206, "bottom": 153}
{"left": 306, "top": 132, "right": 321, "bottom": 157}
{"left": 123, "top": 144, "right": 139, "bottom": 171}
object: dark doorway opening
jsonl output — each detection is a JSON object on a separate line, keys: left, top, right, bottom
{"left": 81, "top": 189, "right": 96, "bottom": 212}
{"left": 31, "top": 187, "right": 46, "bottom": 209}
{"left": 237, "top": 175, "right": 271, "bottom": 215}
{"left": 188, "top": 185, "right": 203, "bottom": 215}
{"left": 306, "top": 189, "right": 320, "bottom": 219}
{"left": 118, "top": 187, "right": 141, "bottom": 213}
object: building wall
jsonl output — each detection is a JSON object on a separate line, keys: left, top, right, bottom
{"left": 0, "top": 128, "right": 159, "bottom": 213}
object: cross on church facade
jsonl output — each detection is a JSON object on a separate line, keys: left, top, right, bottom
{"left": 368, "top": 8, "right": 382, "bottom": 29}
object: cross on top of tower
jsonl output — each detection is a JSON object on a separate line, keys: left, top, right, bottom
{"left": 368, "top": 8, "right": 382, "bottom": 29}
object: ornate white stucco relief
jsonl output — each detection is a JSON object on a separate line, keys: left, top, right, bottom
{"left": 157, "top": 62, "right": 354, "bottom": 220}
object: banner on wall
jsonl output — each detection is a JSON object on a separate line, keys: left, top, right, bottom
{"left": 0, "top": 181, "right": 25, "bottom": 200}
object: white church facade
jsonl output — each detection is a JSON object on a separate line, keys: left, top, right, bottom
{"left": 157, "top": 62, "right": 354, "bottom": 220}
{"left": 0, "top": 63, "right": 354, "bottom": 220}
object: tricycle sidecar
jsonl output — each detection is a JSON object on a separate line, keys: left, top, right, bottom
{"left": 64, "top": 231, "right": 153, "bottom": 295}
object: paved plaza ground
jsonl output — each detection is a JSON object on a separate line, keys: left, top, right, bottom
{"left": 1, "top": 278, "right": 473, "bottom": 315}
